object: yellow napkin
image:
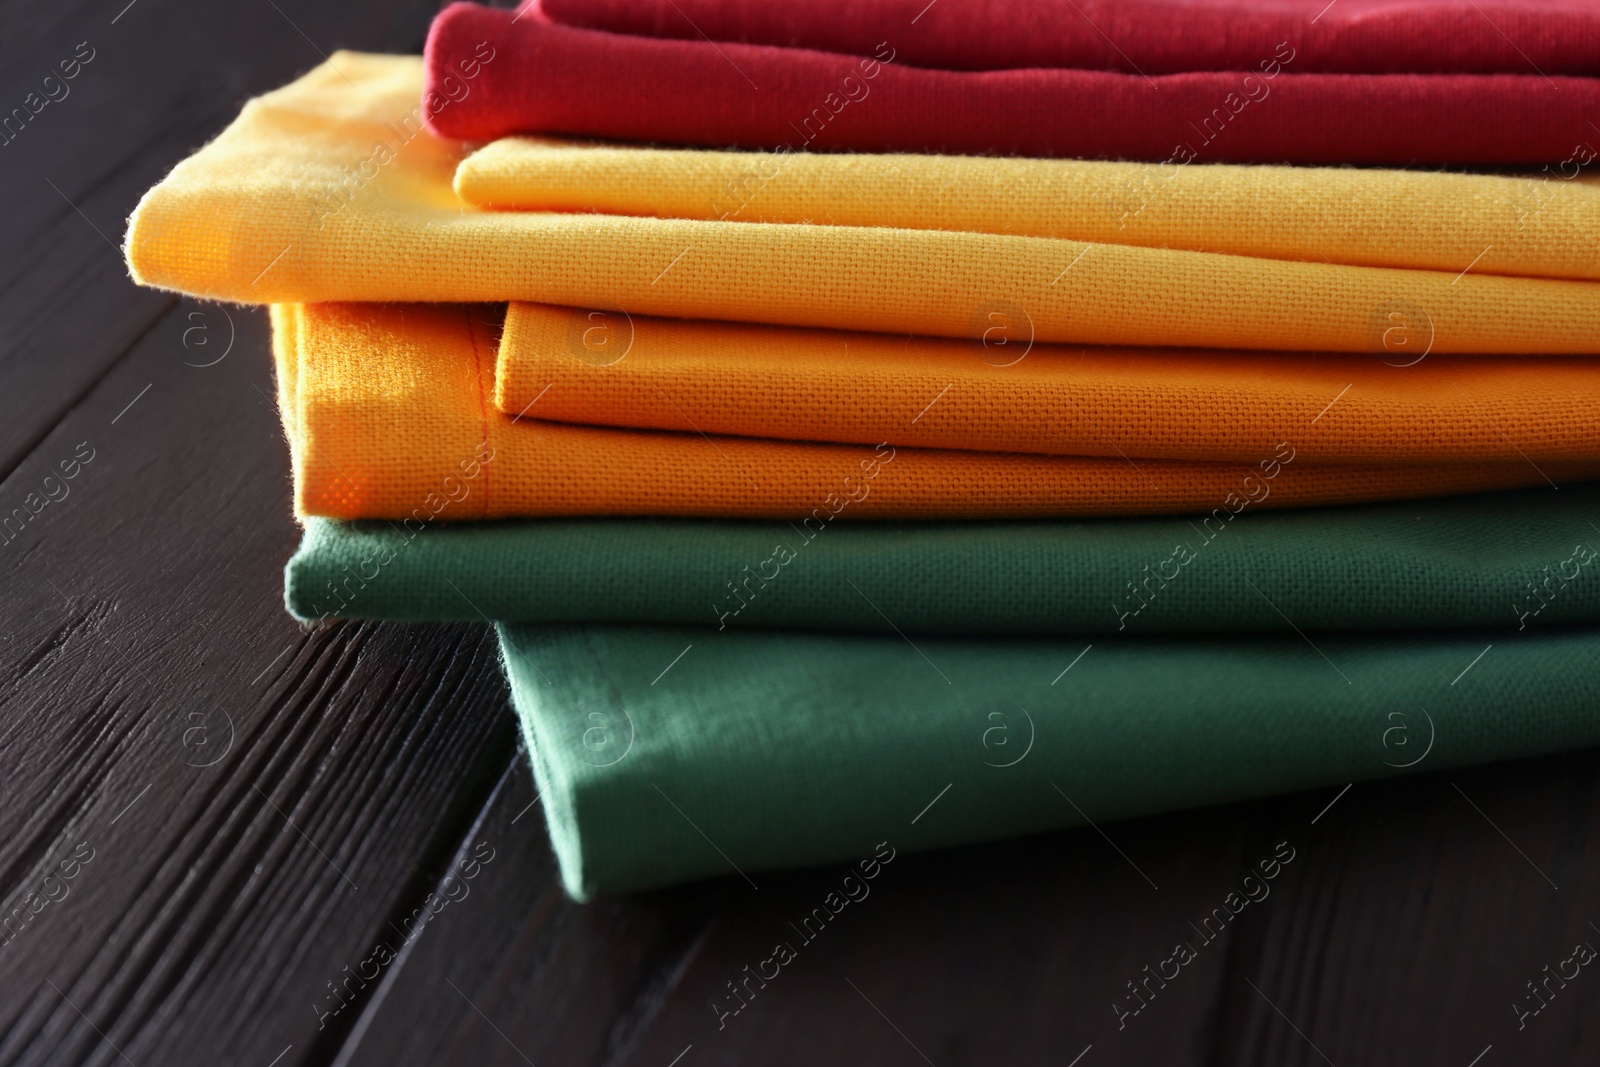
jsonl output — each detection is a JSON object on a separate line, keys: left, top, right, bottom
{"left": 129, "top": 53, "right": 1600, "bottom": 354}
{"left": 459, "top": 138, "right": 1600, "bottom": 282}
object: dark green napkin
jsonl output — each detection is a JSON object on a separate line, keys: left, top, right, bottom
{"left": 500, "top": 622, "right": 1600, "bottom": 899}
{"left": 290, "top": 485, "right": 1600, "bottom": 634}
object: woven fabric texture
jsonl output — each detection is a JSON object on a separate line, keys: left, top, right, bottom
{"left": 426, "top": 3, "right": 1600, "bottom": 166}
{"left": 126, "top": 54, "right": 1600, "bottom": 353}
{"left": 538, "top": 0, "right": 1600, "bottom": 75}
{"left": 286, "top": 484, "right": 1600, "bottom": 633}
{"left": 499, "top": 303, "right": 1600, "bottom": 463}
{"left": 458, "top": 138, "right": 1600, "bottom": 282}
{"left": 273, "top": 302, "right": 1596, "bottom": 521}
{"left": 500, "top": 621, "right": 1600, "bottom": 897}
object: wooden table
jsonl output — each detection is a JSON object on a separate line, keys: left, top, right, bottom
{"left": 3, "top": 3, "right": 1597, "bottom": 1064}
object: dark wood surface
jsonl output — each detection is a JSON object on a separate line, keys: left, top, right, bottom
{"left": 2, "top": 2, "right": 1597, "bottom": 1064}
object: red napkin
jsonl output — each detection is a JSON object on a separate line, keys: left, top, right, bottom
{"left": 426, "top": 3, "right": 1600, "bottom": 165}
{"left": 538, "top": 0, "right": 1600, "bottom": 76}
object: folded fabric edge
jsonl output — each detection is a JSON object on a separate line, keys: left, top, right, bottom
{"left": 497, "top": 622, "right": 595, "bottom": 902}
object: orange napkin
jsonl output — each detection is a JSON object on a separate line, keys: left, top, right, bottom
{"left": 275, "top": 302, "right": 1597, "bottom": 521}
{"left": 498, "top": 302, "right": 1600, "bottom": 466}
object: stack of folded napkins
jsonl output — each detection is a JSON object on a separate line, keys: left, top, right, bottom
{"left": 126, "top": 0, "right": 1600, "bottom": 899}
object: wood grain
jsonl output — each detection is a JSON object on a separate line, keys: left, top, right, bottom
{"left": 0, "top": 5, "right": 518, "bottom": 1066}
